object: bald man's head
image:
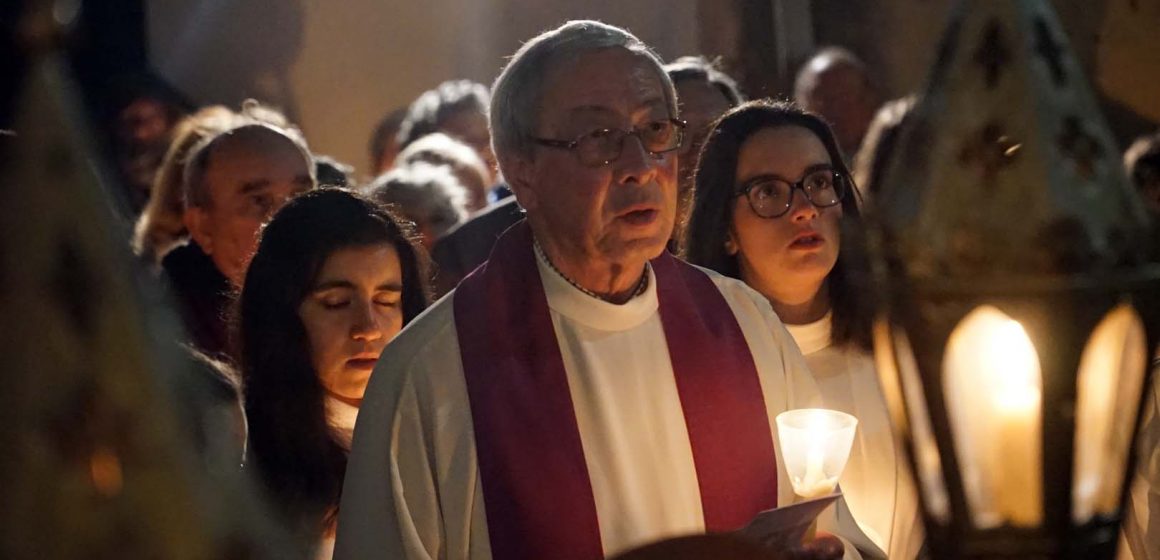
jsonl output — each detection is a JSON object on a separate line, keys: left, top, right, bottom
{"left": 794, "top": 48, "right": 880, "bottom": 156}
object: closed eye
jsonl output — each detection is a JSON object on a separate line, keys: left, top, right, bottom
{"left": 374, "top": 286, "right": 403, "bottom": 308}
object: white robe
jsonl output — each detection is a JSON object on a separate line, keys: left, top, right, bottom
{"left": 785, "top": 314, "right": 924, "bottom": 559}
{"left": 334, "top": 254, "right": 869, "bottom": 559}
{"left": 317, "top": 397, "right": 361, "bottom": 560}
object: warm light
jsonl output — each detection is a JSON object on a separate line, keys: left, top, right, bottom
{"left": 1073, "top": 305, "right": 1147, "bottom": 522}
{"left": 776, "top": 409, "right": 858, "bottom": 500}
{"left": 89, "top": 446, "right": 123, "bottom": 498}
{"left": 884, "top": 325, "right": 951, "bottom": 523}
{"left": 944, "top": 306, "right": 1043, "bottom": 527}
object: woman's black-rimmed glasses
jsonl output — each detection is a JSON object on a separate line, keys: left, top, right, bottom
{"left": 734, "top": 166, "right": 847, "bottom": 219}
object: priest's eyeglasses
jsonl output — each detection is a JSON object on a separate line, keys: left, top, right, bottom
{"left": 532, "top": 119, "right": 686, "bottom": 168}
{"left": 734, "top": 166, "right": 848, "bottom": 219}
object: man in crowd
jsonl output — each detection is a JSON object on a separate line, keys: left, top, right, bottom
{"left": 106, "top": 73, "right": 190, "bottom": 216}
{"left": 664, "top": 55, "right": 744, "bottom": 250}
{"left": 794, "top": 47, "right": 879, "bottom": 158}
{"left": 163, "top": 120, "right": 314, "bottom": 356}
{"left": 336, "top": 20, "right": 860, "bottom": 560}
{"left": 397, "top": 79, "right": 498, "bottom": 189}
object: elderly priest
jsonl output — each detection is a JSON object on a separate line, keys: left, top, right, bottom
{"left": 335, "top": 20, "right": 871, "bottom": 560}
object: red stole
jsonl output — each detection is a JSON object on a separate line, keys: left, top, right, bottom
{"left": 453, "top": 221, "right": 777, "bottom": 559}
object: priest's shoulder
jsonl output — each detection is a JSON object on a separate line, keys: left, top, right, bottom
{"left": 368, "top": 290, "right": 460, "bottom": 387}
{"left": 683, "top": 261, "right": 788, "bottom": 330}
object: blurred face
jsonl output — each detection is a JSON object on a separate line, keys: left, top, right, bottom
{"left": 441, "top": 108, "right": 497, "bottom": 184}
{"left": 298, "top": 243, "right": 404, "bottom": 402}
{"left": 118, "top": 98, "right": 172, "bottom": 148}
{"left": 187, "top": 131, "right": 314, "bottom": 287}
{"left": 509, "top": 48, "right": 678, "bottom": 270}
{"left": 117, "top": 98, "right": 174, "bottom": 192}
{"left": 728, "top": 126, "right": 842, "bottom": 305}
{"left": 797, "top": 63, "right": 876, "bottom": 155}
{"left": 675, "top": 79, "right": 733, "bottom": 192}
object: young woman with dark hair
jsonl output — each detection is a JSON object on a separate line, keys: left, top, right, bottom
{"left": 238, "top": 187, "right": 430, "bottom": 558}
{"left": 683, "top": 100, "right": 921, "bottom": 559}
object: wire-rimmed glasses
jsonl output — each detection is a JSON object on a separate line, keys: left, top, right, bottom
{"left": 532, "top": 119, "right": 686, "bottom": 167}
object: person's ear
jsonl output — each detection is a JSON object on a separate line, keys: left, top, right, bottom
{"left": 724, "top": 230, "right": 739, "bottom": 256}
{"left": 184, "top": 207, "right": 214, "bottom": 255}
{"left": 503, "top": 153, "right": 539, "bottom": 211}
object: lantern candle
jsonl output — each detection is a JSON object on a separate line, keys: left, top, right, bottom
{"left": 980, "top": 316, "right": 1042, "bottom": 526}
{"left": 945, "top": 309, "right": 1043, "bottom": 527}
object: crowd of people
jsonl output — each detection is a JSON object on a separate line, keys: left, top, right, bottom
{"left": 96, "top": 18, "right": 1160, "bottom": 560}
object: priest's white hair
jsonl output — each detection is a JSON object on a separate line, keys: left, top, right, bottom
{"left": 489, "top": 20, "right": 677, "bottom": 169}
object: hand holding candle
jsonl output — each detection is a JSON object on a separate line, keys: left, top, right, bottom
{"left": 776, "top": 409, "right": 858, "bottom": 500}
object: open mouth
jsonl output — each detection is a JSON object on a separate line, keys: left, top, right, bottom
{"left": 620, "top": 208, "right": 659, "bottom": 226}
{"left": 790, "top": 233, "right": 824, "bottom": 249}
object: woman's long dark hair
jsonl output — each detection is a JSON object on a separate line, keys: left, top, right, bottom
{"left": 684, "top": 99, "right": 870, "bottom": 350}
{"left": 238, "top": 187, "right": 430, "bottom": 534}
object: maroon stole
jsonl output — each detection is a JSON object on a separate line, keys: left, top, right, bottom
{"left": 453, "top": 221, "right": 778, "bottom": 559}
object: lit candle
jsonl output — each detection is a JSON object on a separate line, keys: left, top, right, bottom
{"left": 777, "top": 409, "right": 857, "bottom": 500}
{"left": 980, "top": 318, "right": 1042, "bottom": 526}
{"left": 797, "top": 442, "right": 837, "bottom": 499}
{"left": 945, "top": 307, "right": 1043, "bottom": 527}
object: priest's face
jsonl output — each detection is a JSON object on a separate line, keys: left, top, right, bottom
{"left": 298, "top": 243, "right": 404, "bottom": 402}
{"left": 508, "top": 47, "right": 678, "bottom": 270}
{"left": 728, "top": 125, "right": 843, "bottom": 303}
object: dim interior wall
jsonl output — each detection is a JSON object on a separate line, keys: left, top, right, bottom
{"left": 147, "top": 0, "right": 699, "bottom": 179}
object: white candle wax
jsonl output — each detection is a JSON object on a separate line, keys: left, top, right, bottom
{"left": 795, "top": 444, "right": 838, "bottom": 499}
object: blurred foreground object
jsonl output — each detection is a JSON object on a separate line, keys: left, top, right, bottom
{"left": 0, "top": 3, "right": 298, "bottom": 559}
{"left": 864, "top": 0, "right": 1160, "bottom": 558}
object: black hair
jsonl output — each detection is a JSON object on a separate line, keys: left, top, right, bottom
{"left": 684, "top": 99, "right": 870, "bottom": 349}
{"left": 313, "top": 155, "right": 355, "bottom": 189}
{"left": 238, "top": 187, "right": 430, "bottom": 534}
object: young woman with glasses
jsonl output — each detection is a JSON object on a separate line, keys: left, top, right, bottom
{"left": 684, "top": 100, "right": 922, "bottom": 559}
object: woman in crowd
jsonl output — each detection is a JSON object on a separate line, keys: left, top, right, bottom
{"left": 683, "top": 99, "right": 921, "bottom": 559}
{"left": 132, "top": 105, "right": 237, "bottom": 264}
{"left": 238, "top": 188, "right": 430, "bottom": 558}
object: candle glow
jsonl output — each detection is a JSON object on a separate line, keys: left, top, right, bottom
{"left": 944, "top": 306, "right": 1043, "bottom": 527}
{"left": 776, "top": 408, "right": 857, "bottom": 500}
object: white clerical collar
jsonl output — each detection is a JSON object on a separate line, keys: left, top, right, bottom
{"left": 325, "top": 395, "right": 360, "bottom": 449}
{"left": 533, "top": 243, "right": 658, "bottom": 331}
{"left": 784, "top": 311, "right": 833, "bottom": 355}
